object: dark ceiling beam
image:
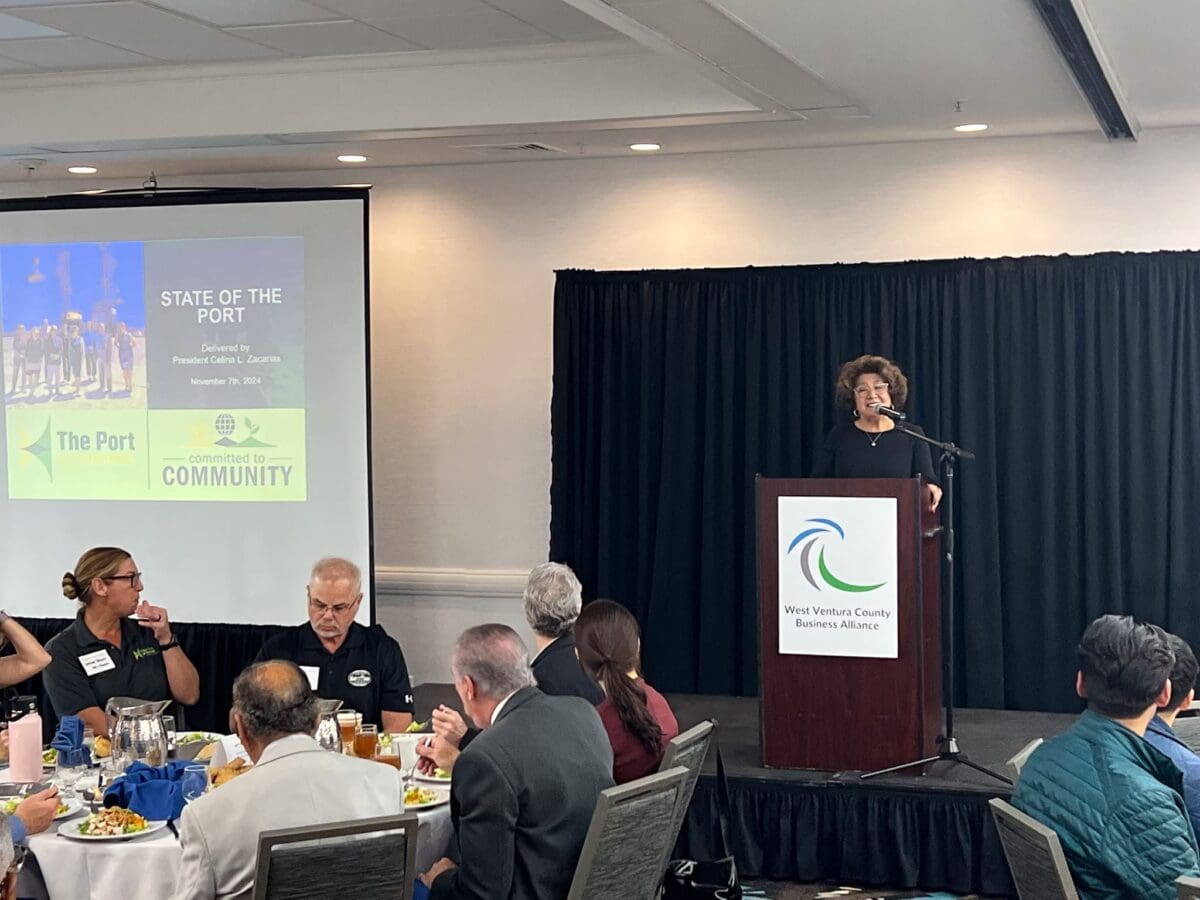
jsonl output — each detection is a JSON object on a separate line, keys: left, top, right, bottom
{"left": 1030, "top": 0, "right": 1138, "bottom": 140}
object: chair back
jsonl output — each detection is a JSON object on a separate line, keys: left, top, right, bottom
{"left": 1178, "top": 875, "right": 1200, "bottom": 898}
{"left": 989, "top": 798, "right": 1079, "bottom": 900}
{"left": 1006, "top": 738, "right": 1044, "bottom": 782}
{"left": 659, "top": 719, "right": 715, "bottom": 844}
{"left": 1172, "top": 716, "right": 1200, "bottom": 754}
{"left": 252, "top": 813, "right": 417, "bottom": 900}
{"left": 567, "top": 766, "right": 688, "bottom": 900}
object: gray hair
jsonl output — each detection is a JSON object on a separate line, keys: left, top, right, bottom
{"left": 232, "top": 660, "right": 320, "bottom": 743}
{"left": 452, "top": 624, "right": 536, "bottom": 700}
{"left": 310, "top": 557, "right": 362, "bottom": 594}
{"left": 523, "top": 562, "right": 582, "bottom": 638}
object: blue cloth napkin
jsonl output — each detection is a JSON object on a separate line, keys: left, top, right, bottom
{"left": 103, "top": 760, "right": 193, "bottom": 821}
{"left": 49, "top": 715, "right": 83, "bottom": 753}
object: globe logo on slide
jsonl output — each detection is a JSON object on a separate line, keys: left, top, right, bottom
{"left": 787, "top": 518, "right": 886, "bottom": 593}
{"left": 212, "top": 413, "right": 273, "bottom": 448}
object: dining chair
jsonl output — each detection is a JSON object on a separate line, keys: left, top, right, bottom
{"left": 566, "top": 766, "right": 688, "bottom": 900}
{"left": 988, "top": 797, "right": 1079, "bottom": 900}
{"left": 1179, "top": 875, "right": 1200, "bottom": 899}
{"left": 659, "top": 719, "right": 715, "bottom": 846}
{"left": 1005, "top": 737, "right": 1044, "bottom": 783}
{"left": 251, "top": 813, "right": 417, "bottom": 900}
{"left": 1171, "top": 716, "right": 1200, "bottom": 754}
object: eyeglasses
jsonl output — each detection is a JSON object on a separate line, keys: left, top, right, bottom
{"left": 103, "top": 572, "right": 143, "bottom": 586}
{"left": 308, "top": 597, "right": 355, "bottom": 616}
{"left": 853, "top": 382, "right": 890, "bottom": 397}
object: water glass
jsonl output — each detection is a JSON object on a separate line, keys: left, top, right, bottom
{"left": 181, "top": 764, "right": 207, "bottom": 804}
{"left": 82, "top": 727, "right": 96, "bottom": 762}
{"left": 56, "top": 750, "right": 88, "bottom": 799}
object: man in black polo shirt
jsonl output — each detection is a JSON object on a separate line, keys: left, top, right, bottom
{"left": 255, "top": 557, "right": 414, "bottom": 731}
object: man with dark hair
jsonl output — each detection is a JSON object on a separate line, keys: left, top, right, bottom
{"left": 172, "top": 660, "right": 405, "bottom": 900}
{"left": 1013, "top": 615, "right": 1200, "bottom": 899}
{"left": 416, "top": 624, "right": 613, "bottom": 900}
{"left": 1146, "top": 634, "right": 1200, "bottom": 838}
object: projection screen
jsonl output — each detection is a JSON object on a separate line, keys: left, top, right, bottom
{"left": 0, "top": 188, "right": 372, "bottom": 626}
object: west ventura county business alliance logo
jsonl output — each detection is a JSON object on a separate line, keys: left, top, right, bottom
{"left": 786, "top": 517, "right": 886, "bottom": 593}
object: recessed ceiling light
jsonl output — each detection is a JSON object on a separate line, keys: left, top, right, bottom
{"left": 629, "top": 143, "right": 661, "bottom": 152}
{"left": 67, "top": 165, "right": 98, "bottom": 175}
{"left": 337, "top": 154, "right": 368, "bottom": 163}
{"left": 953, "top": 123, "right": 988, "bottom": 133}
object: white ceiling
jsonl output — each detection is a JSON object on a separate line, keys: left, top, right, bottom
{"left": 0, "top": 0, "right": 1193, "bottom": 184}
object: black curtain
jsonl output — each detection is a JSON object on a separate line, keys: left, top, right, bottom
{"left": 549, "top": 252, "right": 1200, "bottom": 711}
{"left": 679, "top": 776, "right": 1013, "bottom": 895}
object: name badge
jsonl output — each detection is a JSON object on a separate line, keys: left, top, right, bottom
{"left": 299, "top": 665, "right": 320, "bottom": 690}
{"left": 348, "top": 669, "right": 372, "bottom": 688}
{"left": 79, "top": 649, "right": 116, "bottom": 676}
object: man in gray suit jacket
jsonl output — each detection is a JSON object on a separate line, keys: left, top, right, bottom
{"left": 172, "top": 660, "right": 405, "bottom": 900}
{"left": 419, "top": 623, "right": 613, "bottom": 900}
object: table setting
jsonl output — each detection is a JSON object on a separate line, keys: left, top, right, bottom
{"left": 6, "top": 710, "right": 453, "bottom": 900}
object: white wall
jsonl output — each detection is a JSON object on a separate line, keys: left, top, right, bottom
{"left": 10, "top": 126, "right": 1200, "bottom": 682}
{"left": 365, "top": 126, "right": 1200, "bottom": 682}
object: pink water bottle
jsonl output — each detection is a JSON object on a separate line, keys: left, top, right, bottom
{"left": 9, "top": 709, "right": 43, "bottom": 783}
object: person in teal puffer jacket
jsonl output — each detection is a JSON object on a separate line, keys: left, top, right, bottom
{"left": 1013, "top": 615, "right": 1200, "bottom": 900}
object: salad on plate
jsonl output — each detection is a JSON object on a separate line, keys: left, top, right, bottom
{"left": 76, "top": 807, "right": 148, "bottom": 837}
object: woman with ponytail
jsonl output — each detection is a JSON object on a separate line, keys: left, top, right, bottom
{"left": 574, "top": 600, "right": 679, "bottom": 784}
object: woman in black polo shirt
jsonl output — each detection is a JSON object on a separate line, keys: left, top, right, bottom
{"left": 44, "top": 547, "right": 200, "bottom": 736}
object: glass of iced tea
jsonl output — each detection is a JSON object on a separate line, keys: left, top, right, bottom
{"left": 336, "top": 711, "right": 358, "bottom": 754}
{"left": 373, "top": 741, "right": 401, "bottom": 769}
{"left": 354, "top": 724, "right": 378, "bottom": 759}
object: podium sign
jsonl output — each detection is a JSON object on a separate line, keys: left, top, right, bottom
{"left": 759, "top": 477, "right": 941, "bottom": 771}
{"left": 777, "top": 496, "right": 898, "bottom": 658}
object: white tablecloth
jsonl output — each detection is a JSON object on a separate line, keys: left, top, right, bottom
{"left": 5, "top": 770, "right": 453, "bottom": 900}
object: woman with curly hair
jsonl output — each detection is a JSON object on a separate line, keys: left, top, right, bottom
{"left": 812, "top": 354, "right": 942, "bottom": 512}
{"left": 575, "top": 600, "right": 679, "bottom": 784}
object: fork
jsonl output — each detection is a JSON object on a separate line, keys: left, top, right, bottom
{"left": 406, "top": 736, "right": 433, "bottom": 783}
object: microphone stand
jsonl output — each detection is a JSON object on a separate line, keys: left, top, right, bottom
{"left": 859, "top": 420, "right": 1011, "bottom": 785}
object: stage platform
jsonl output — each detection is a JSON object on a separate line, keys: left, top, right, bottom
{"left": 414, "top": 684, "right": 1077, "bottom": 897}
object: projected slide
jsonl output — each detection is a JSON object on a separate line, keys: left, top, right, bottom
{"left": 1, "top": 237, "right": 306, "bottom": 501}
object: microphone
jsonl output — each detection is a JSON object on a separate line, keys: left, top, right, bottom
{"left": 870, "top": 402, "right": 907, "bottom": 421}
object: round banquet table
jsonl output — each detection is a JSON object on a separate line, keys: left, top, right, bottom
{"left": 5, "top": 768, "right": 453, "bottom": 900}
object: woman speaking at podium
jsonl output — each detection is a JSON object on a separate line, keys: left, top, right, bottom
{"left": 812, "top": 354, "right": 942, "bottom": 513}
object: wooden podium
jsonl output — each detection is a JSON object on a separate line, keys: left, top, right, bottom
{"left": 758, "top": 477, "right": 942, "bottom": 771}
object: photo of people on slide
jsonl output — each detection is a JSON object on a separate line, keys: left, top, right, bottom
{"left": 0, "top": 242, "right": 147, "bottom": 410}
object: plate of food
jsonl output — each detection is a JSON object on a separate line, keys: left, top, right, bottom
{"left": 57, "top": 808, "right": 166, "bottom": 841}
{"left": 1, "top": 797, "right": 82, "bottom": 819}
{"left": 208, "top": 758, "right": 253, "bottom": 789}
{"left": 414, "top": 767, "right": 452, "bottom": 784}
{"left": 404, "top": 784, "right": 449, "bottom": 811}
{"left": 175, "top": 731, "right": 223, "bottom": 746}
